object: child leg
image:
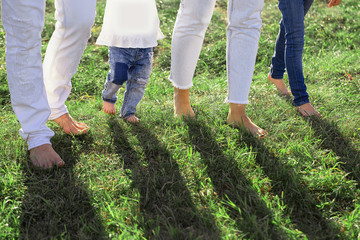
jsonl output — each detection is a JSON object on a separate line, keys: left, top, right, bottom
{"left": 279, "top": 0, "right": 320, "bottom": 116}
{"left": 269, "top": 19, "right": 291, "bottom": 96}
{"left": 102, "top": 47, "right": 130, "bottom": 114}
{"left": 120, "top": 48, "right": 153, "bottom": 122}
{"left": 278, "top": 0, "right": 313, "bottom": 106}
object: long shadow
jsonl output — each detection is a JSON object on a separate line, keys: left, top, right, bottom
{"left": 241, "top": 130, "right": 341, "bottom": 239}
{"left": 19, "top": 133, "right": 107, "bottom": 240}
{"left": 309, "top": 118, "right": 360, "bottom": 185}
{"left": 108, "top": 118, "right": 220, "bottom": 240}
{"left": 185, "top": 118, "right": 286, "bottom": 239}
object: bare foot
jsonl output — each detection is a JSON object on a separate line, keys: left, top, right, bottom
{"left": 227, "top": 103, "right": 268, "bottom": 138}
{"left": 125, "top": 115, "right": 139, "bottom": 124}
{"left": 268, "top": 74, "right": 291, "bottom": 97}
{"left": 296, "top": 103, "right": 322, "bottom": 117}
{"left": 103, "top": 101, "right": 116, "bottom": 114}
{"left": 174, "top": 87, "right": 195, "bottom": 118}
{"left": 52, "top": 113, "right": 89, "bottom": 135}
{"left": 29, "top": 144, "right": 64, "bottom": 169}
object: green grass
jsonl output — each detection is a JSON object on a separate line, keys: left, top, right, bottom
{"left": 1, "top": 0, "right": 360, "bottom": 239}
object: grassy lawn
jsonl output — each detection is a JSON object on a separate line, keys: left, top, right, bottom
{"left": 1, "top": 0, "right": 360, "bottom": 239}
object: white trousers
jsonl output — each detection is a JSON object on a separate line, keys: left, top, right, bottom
{"left": 1, "top": 0, "right": 96, "bottom": 149}
{"left": 169, "top": 0, "right": 264, "bottom": 104}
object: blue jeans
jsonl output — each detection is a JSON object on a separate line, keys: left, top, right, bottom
{"left": 102, "top": 47, "right": 153, "bottom": 119}
{"left": 270, "top": 0, "right": 313, "bottom": 106}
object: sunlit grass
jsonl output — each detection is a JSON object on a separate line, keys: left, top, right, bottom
{"left": 1, "top": 0, "right": 359, "bottom": 239}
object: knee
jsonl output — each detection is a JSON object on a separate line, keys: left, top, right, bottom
{"left": 286, "top": 29, "right": 305, "bottom": 46}
{"left": 59, "top": 11, "right": 95, "bottom": 36}
{"left": 110, "top": 62, "right": 129, "bottom": 85}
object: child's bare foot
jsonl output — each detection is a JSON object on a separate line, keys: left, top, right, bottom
{"left": 174, "top": 87, "right": 195, "bottom": 118}
{"left": 268, "top": 74, "right": 291, "bottom": 97}
{"left": 296, "top": 103, "right": 322, "bottom": 117}
{"left": 103, "top": 101, "right": 116, "bottom": 115}
{"left": 29, "top": 144, "right": 64, "bottom": 169}
{"left": 227, "top": 103, "right": 268, "bottom": 138}
{"left": 125, "top": 115, "right": 139, "bottom": 124}
{"left": 52, "top": 113, "right": 89, "bottom": 135}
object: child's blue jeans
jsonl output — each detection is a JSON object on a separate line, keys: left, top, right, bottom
{"left": 270, "top": 0, "right": 313, "bottom": 106}
{"left": 102, "top": 47, "right": 153, "bottom": 119}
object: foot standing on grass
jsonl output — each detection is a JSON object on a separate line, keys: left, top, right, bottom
{"left": 169, "top": 0, "right": 268, "bottom": 138}
{"left": 97, "top": 0, "right": 164, "bottom": 123}
{"left": 268, "top": 0, "right": 342, "bottom": 117}
{"left": 1, "top": 0, "right": 96, "bottom": 169}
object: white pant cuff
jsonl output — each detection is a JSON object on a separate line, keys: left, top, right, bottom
{"left": 226, "top": 98, "right": 249, "bottom": 105}
{"left": 27, "top": 137, "right": 52, "bottom": 150}
{"left": 168, "top": 77, "right": 193, "bottom": 90}
{"left": 48, "top": 108, "right": 68, "bottom": 120}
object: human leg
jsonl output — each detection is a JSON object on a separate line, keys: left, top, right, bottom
{"left": 279, "top": 0, "right": 320, "bottom": 116}
{"left": 120, "top": 48, "right": 153, "bottom": 122}
{"left": 43, "top": 0, "right": 97, "bottom": 133}
{"left": 269, "top": 19, "right": 291, "bottom": 96}
{"left": 169, "top": 0, "right": 216, "bottom": 117}
{"left": 2, "top": 0, "right": 63, "bottom": 168}
{"left": 278, "top": 0, "right": 310, "bottom": 106}
{"left": 102, "top": 47, "right": 131, "bottom": 115}
{"left": 226, "top": 0, "right": 267, "bottom": 137}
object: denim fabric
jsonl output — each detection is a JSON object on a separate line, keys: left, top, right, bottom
{"left": 102, "top": 47, "right": 153, "bottom": 119}
{"left": 270, "top": 0, "right": 313, "bottom": 106}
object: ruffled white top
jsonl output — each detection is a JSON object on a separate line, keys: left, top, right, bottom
{"left": 96, "top": 0, "right": 164, "bottom": 48}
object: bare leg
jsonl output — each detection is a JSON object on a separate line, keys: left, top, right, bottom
{"left": 227, "top": 103, "right": 268, "bottom": 138}
{"left": 103, "top": 101, "right": 116, "bottom": 115}
{"left": 296, "top": 103, "right": 321, "bottom": 117}
{"left": 29, "top": 144, "right": 64, "bottom": 169}
{"left": 52, "top": 113, "right": 89, "bottom": 135}
{"left": 125, "top": 115, "right": 140, "bottom": 124}
{"left": 174, "top": 87, "right": 195, "bottom": 117}
{"left": 268, "top": 74, "right": 291, "bottom": 97}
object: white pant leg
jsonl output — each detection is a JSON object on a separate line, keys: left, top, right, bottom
{"left": 226, "top": 0, "right": 264, "bottom": 104}
{"left": 2, "top": 0, "right": 55, "bottom": 150}
{"left": 43, "top": 0, "right": 96, "bottom": 120}
{"left": 169, "top": 0, "right": 216, "bottom": 89}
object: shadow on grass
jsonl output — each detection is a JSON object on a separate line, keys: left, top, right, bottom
{"left": 241, "top": 129, "right": 341, "bottom": 239}
{"left": 308, "top": 118, "right": 360, "bottom": 185}
{"left": 185, "top": 118, "right": 286, "bottom": 240}
{"left": 108, "top": 118, "right": 220, "bottom": 240}
{"left": 19, "top": 134, "right": 107, "bottom": 240}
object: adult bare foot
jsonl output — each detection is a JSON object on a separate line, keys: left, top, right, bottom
{"left": 227, "top": 103, "right": 268, "bottom": 138}
{"left": 53, "top": 113, "right": 89, "bottom": 135}
{"left": 296, "top": 103, "right": 322, "bottom": 117}
{"left": 103, "top": 101, "right": 116, "bottom": 114}
{"left": 268, "top": 74, "right": 291, "bottom": 97}
{"left": 174, "top": 87, "right": 195, "bottom": 118}
{"left": 125, "top": 115, "right": 139, "bottom": 124}
{"left": 29, "top": 144, "right": 64, "bottom": 169}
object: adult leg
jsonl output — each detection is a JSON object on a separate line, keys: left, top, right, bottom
{"left": 43, "top": 0, "right": 97, "bottom": 133}
{"left": 2, "top": 0, "right": 63, "bottom": 168}
{"left": 226, "top": 0, "right": 268, "bottom": 137}
{"left": 169, "top": 0, "right": 216, "bottom": 117}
